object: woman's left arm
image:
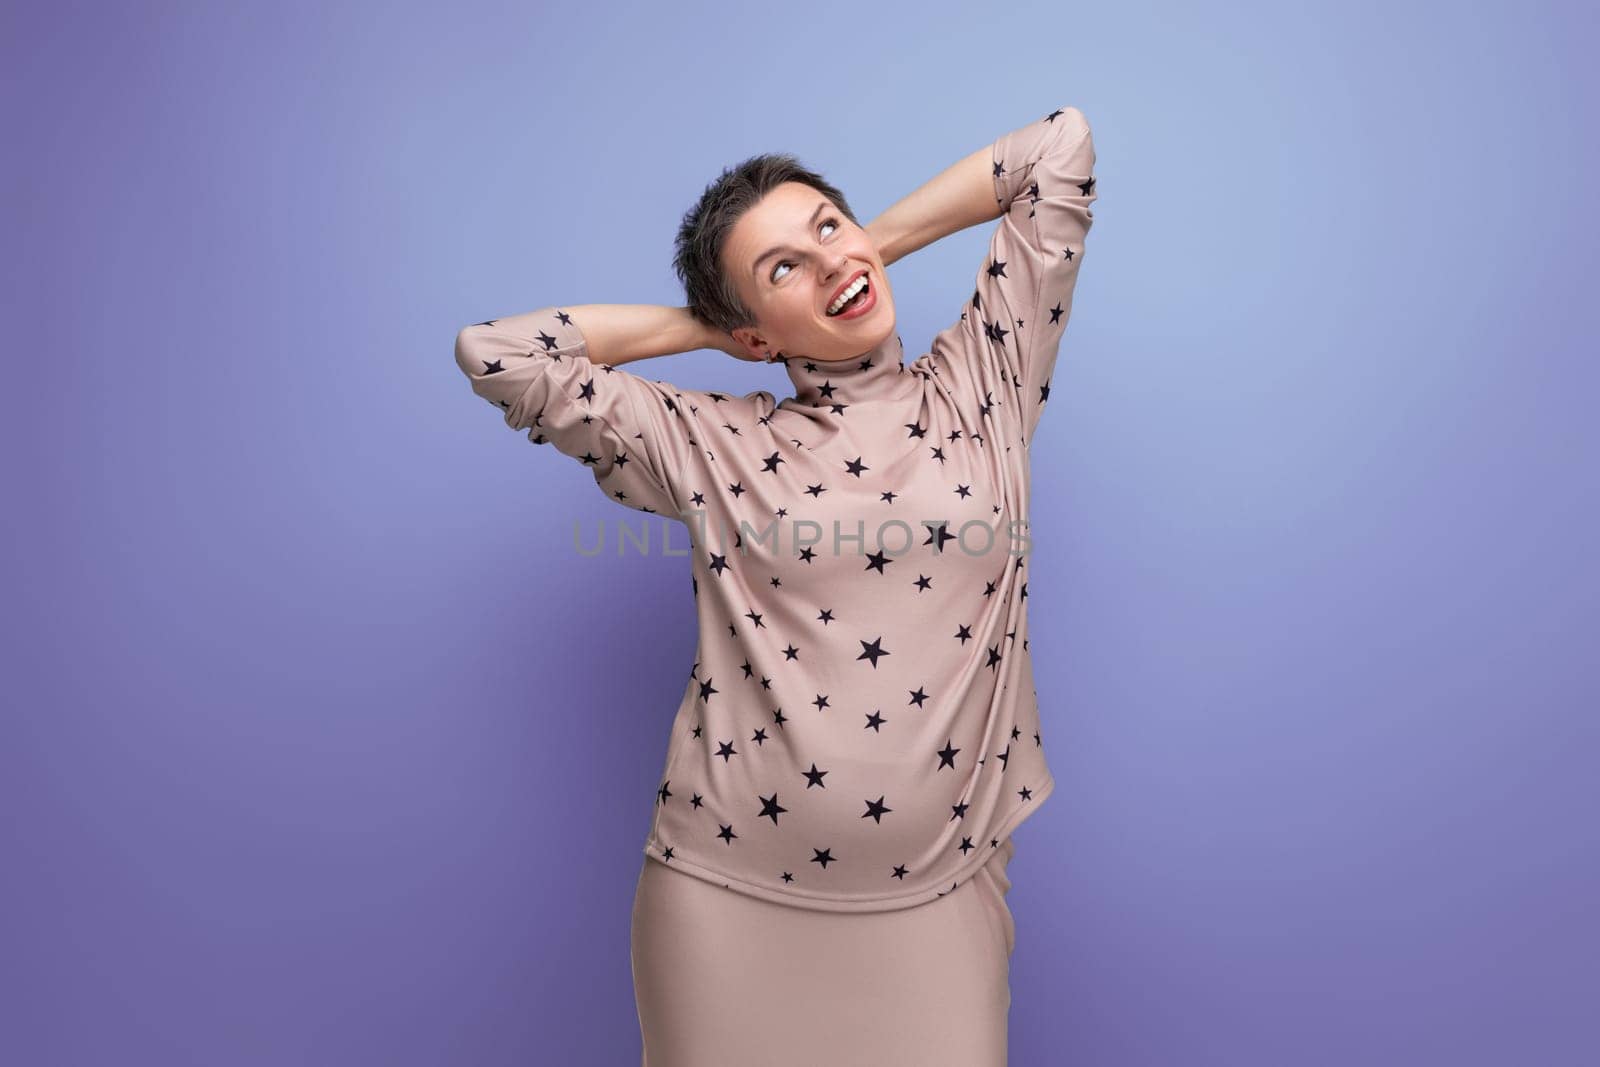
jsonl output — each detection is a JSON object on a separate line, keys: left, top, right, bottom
{"left": 914, "top": 106, "right": 1099, "bottom": 448}
{"left": 865, "top": 143, "right": 1000, "bottom": 268}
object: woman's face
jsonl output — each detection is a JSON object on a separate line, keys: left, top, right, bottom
{"left": 722, "top": 182, "right": 895, "bottom": 365}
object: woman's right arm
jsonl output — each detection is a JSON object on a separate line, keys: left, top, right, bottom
{"left": 454, "top": 304, "right": 719, "bottom": 516}
{"left": 524, "top": 303, "right": 713, "bottom": 367}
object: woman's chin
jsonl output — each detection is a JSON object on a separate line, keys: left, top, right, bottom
{"left": 813, "top": 313, "right": 896, "bottom": 362}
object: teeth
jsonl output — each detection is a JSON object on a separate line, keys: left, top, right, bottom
{"left": 827, "top": 274, "right": 869, "bottom": 315}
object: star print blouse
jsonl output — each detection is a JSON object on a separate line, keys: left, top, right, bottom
{"left": 454, "top": 105, "right": 1096, "bottom": 912}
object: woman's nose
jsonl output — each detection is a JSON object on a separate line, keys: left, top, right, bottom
{"left": 823, "top": 254, "right": 850, "bottom": 285}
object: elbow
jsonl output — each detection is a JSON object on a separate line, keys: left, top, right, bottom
{"left": 1044, "top": 105, "right": 1091, "bottom": 154}
{"left": 455, "top": 325, "right": 488, "bottom": 379}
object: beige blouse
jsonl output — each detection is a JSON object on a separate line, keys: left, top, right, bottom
{"left": 455, "top": 105, "right": 1097, "bottom": 912}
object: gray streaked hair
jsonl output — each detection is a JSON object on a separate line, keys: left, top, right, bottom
{"left": 672, "top": 153, "right": 859, "bottom": 336}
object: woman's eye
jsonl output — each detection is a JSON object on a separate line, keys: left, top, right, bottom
{"left": 771, "top": 219, "right": 841, "bottom": 282}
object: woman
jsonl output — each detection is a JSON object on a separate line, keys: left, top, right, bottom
{"left": 455, "top": 104, "right": 1097, "bottom": 1065}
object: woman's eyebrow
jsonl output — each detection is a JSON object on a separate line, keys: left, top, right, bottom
{"left": 752, "top": 201, "right": 831, "bottom": 279}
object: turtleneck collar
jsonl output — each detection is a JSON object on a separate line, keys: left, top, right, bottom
{"left": 778, "top": 330, "right": 914, "bottom": 410}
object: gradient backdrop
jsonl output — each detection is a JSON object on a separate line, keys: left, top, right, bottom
{"left": 4, "top": 0, "right": 1596, "bottom": 1063}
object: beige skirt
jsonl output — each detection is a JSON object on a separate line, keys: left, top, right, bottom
{"left": 630, "top": 838, "right": 1018, "bottom": 1066}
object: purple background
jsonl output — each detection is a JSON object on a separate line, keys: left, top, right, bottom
{"left": 5, "top": 1, "right": 1596, "bottom": 1064}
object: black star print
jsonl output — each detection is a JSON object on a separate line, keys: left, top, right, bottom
{"left": 759, "top": 793, "right": 788, "bottom": 824}
{"left": 923, "top": 524, "right": 957, "bottom": 553}
{"left": 857, "top": 636, "right": 890, "bottom": 668}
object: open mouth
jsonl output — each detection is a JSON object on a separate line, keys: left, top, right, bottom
{"left": 825, "top": 270, "right": 873, "bottom": 318}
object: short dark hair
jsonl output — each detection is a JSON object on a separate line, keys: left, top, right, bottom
{"left": 672, "top": 152, "right": 859, "bottom": 336}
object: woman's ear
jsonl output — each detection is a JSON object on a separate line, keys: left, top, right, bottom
{"left": 720, "top": 325, "right": 770, "bottom": 363}
{"left": 719, "top": 331, "right": 768, "bottom": 363}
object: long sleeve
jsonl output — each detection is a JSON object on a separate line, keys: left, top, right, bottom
{"left": 925, "top": 105, "right": 1097, "bottom": 449}
{"left": 454, "top": 307, "right": 696, "bottom": 517}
